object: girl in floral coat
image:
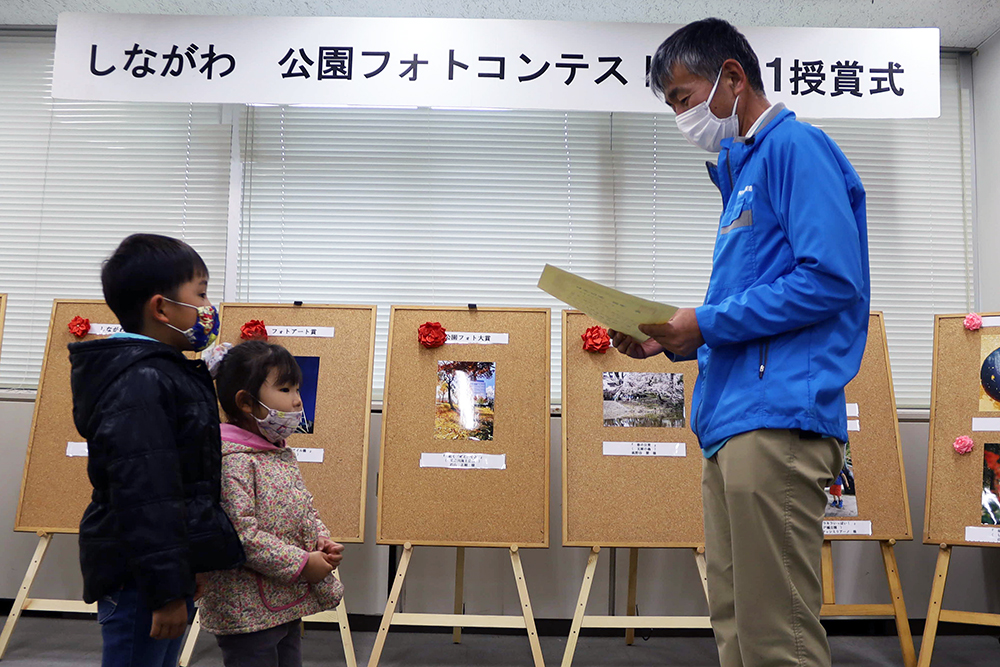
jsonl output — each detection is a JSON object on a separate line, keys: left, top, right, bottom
{"left": 200, "top": 340, "right": 344, "bottom": 666}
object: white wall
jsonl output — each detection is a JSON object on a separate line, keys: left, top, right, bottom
{"left": 3, "top": 406, "right": 999, "bottom": 621}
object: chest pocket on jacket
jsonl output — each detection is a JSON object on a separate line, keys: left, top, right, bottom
{"left": 709, "top": 188, "right": 759, "bottom": 293}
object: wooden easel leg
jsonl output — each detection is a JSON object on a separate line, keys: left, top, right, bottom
{"left": 625, "top": 547, "right": 638, "bottom": 645}
{"left": 880, "top": 540, "right": 916, "bottom": 667}
{"left": 178, "top": 609, "right": 201, "bottom": 667}
{"left": 821, "top": 540, "right": 836, "bottom": 605}
{"left": 453, "top": 546, "right": 465, "bottom": 644}
{"left": 916, "top": 545, "right": 951, "bottom": 667}
{"left": 509, "top": 545, "right": 544, "bottom": 667}
{"left": 561, "top": 547, "right": 600, "bottom": 667}
{"left": 332, "top": 568, "right": 358, "bottom": 667}
{"left": 0, "top": 533, "right": 52, "bottom": 660}
{"left": 694, "top": 546, "right": 710, "bottom": 604}
{"left": 366, "top": 543, "right": 413, "bottom": 667}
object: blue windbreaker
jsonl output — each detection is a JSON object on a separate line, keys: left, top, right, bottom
{"left": 690, "top": 106, "right": 870, "bottom": 451}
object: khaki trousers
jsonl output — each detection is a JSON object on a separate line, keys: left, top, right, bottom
{"left": 702, "top": 429, "right": 845, "bottom": 667}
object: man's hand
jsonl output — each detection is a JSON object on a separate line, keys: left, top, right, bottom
{"left": 637, "top": 308, "right": 704, "bottom": 358}
{"left": 317, "top": 537, "right": 345, "bottom": 570}
{"left": 608, "top": 330, "right": 666, "bottom": 359}
{"left": 301, "top": 551, "right": 335, "bottom": 584}
{"left": 150, "top": 598, "right": 188, "bottom": 640}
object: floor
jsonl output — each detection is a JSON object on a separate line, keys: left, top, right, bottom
{"left": 2, "top": 616, "right": 999, "bottom": 666}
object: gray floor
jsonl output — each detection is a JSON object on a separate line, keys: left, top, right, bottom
{"left": 2, "top": 616, "right": 999, "bottom": 666}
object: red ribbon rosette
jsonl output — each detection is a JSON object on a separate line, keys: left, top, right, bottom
{"left": 581, "top": 325, "right": 611, "bottom": 353}
{"left": 240, "top": 320, "right": 268, "bottom": 341}
{"left": 68, "top": 316, "right": 91, "bottom": 339}
{"left": 418, "top": 321, "right": 447, "bottom": 348}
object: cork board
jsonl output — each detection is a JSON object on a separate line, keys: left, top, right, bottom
{"left": 377, "top": 306, "right": 550, "bottom": 547}
{"left": 16, "top": 300, "right": 119, "bottom": 533}
{"left": 562, "top": 311, "right": 702, "bottom": 547}
{"left": 217, "top": 303, "right": 376, "bottom": 543}
{"left": 925, "top": 312, "right": 1000, "bottom": 546}
{"left": 562, "top": 311, "right": 909, "bottom": 547}
{"left": 839, "top": 312, "right": 912, "bottom": 541}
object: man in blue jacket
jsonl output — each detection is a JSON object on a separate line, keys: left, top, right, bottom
{"left": 610, "top": 18, "right": 869, "bottom": 667}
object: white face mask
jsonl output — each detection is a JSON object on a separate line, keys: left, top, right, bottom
{"left": 253, "top": 399, "right": 305, "bottom": 444}
{"left": 674, "top": 69, "right": 740, "bottom": 153}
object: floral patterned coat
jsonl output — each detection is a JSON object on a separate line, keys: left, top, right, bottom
{"left": 199, "top": 424, "right": 343, "bottom": 635}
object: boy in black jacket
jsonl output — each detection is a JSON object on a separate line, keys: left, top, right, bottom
{"left": 69, "top": 234, "right": 244, "bottom": 667}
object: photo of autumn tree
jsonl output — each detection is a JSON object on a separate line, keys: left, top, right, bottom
{"left": 435, "top": 361, "right": 496, "bottom": 440}
{"left": 602, "top": 372, "right": 684, "bottom": 427}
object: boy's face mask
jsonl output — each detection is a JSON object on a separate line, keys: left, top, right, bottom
{"left": 163, "top": 298, "right": 219, "bottom": 351}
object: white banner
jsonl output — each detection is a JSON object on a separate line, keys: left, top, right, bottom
{"left": 53, "top": 14, "right": 939, "bottom": 118}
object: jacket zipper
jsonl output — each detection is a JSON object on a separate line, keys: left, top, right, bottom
{"left": 723, "top": 147, "right": 734, "bottom": 195}
{"left": 758, "top": 340, "right": 770, "bottom": 379}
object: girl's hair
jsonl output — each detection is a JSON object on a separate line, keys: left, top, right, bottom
{"left": 214, "top": 340, "right": 303, "bottom": 428}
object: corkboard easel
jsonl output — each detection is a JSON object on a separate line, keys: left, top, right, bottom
{"left": 1, "top": 300, "right": 113, "bottom": 659}
{"left": 820, "top": 312, "right": 914, "bottom": 667}
{"left": 559, "top": 312, "right": 915, "bottom": 667}
{"left": 180, "top": 303, "right": 376, "bottom": 667}
{"left": 561, "top": 311, "right": 709, "bottom": 667}
{"left": 370, "top": 306, "right": 550, "bottom": 667}
{"left": 918, "top": 312, "right": 1000, "bottom": 667}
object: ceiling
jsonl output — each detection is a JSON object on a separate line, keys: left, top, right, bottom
{"left": 4, "top": 0, "right": 997, "bottom": 49}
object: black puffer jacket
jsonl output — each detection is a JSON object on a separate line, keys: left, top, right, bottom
{"left": 69, "top": 337, "right": 245, "bottom": 610}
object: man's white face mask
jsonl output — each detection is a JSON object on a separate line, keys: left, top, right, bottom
{"left": 674, "top": 69, "right": 740, "bottom": 153}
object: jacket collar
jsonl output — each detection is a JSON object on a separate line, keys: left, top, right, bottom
{"left": 220, "top": 423, "right": 283, "bottom": 451}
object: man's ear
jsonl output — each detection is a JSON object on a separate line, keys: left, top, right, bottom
{"left": 721, "top": 58, "right": 749, "bottom": 97}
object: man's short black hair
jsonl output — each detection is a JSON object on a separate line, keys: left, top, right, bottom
{"left": 648, "top": 18, "right": 764, "bottom": 100}
{"left": 101, "top": 234, "right": 208, "bottom": 333}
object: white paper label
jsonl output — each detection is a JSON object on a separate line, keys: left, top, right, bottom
{"left": 602, "top": 441, "right": 686, "bottom": 457}
{"left": 290, "top": 447, "right": 324, "bottom": 463}
{"left": 972, "top": 417, "right": 1000, "bottom": 432}
{"left": 980, "top": 316, "right": 1000, "bottom": 328}
{"left": 823, "top": 520, "right": 872, "bottom": 536}
{"left": 266, "top": 326, "right": 335, "bottom": 338}
{"left": 847, "top": 419, "right": 860, "bottom": 432}
{"left": 90, "top": 323, "right": 124, "bottom": 335}
{"left": 444, "top": 332, "right": 509, "bottom": 345}
{"left": 965, "top": 526, "right": 1000, "bottom": 543}
{"left": 66, "top": 441, "right": 89, "bottom": 457}
{"left": 420, "top": 452, "right": 507, "bottom": 469}
{"left": 846, "top": 403, "right": 859, "bottom": 418}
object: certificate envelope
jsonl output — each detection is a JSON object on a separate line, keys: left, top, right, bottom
{"left": 537, "top": 264, "right": 678, "bottom": 340}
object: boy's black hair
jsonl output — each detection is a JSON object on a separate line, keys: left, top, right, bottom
{"left": 101, "top": 234, "right": 209, "bottom": 333}
{"left": 215, "top": 340, "right": 303, "bottom": 430}
{"left": 648, "top": 18, "right": 764, "bottom": 100}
